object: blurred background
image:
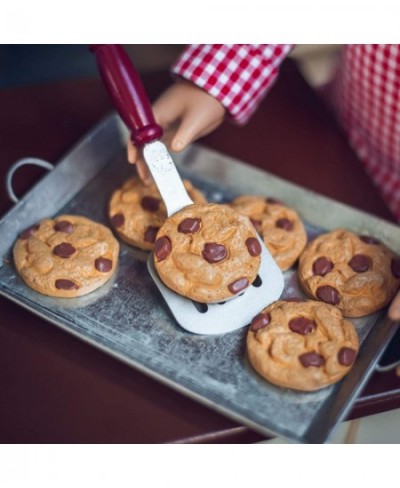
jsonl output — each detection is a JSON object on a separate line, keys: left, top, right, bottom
{"left": 0, "top": 44, "right": 342, "bottom": 90}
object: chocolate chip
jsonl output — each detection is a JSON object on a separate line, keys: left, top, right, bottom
{"left": 202, "top": 243, "right": 228, "bottom": 263}
{"left": 313, "top": 256, "right": 334, "bottom": 276}
{"left": 178, "top": 218, "right": 201, "bottom": 234}
{"left": 289, "top": 317, "right": 317, "bottom": 335}
{"left": 348, "top": 254, "right": 371, "bottom": 273}
{"left": 250, "top": 218, "right": 262, "bottom": 228}
{"left": 53, "top": 242, "right": 76, "bottom": 258}
{"left": 266, "top": 197, "right": 284, "bottom": 205}
{"left": 144, "top": 226, "right": 159, "bottom": 243}
{"left": 360, "top": 235, "right": 380, "bottom": 245}
{"left": 228, "top": 277, "right": 249, "bottom": 294}
{"left": 276, "top": 218, "right": 293, "bottom": 231}
{"left": 19, "top": 223, "right": 40, "bottom": 240}
{"left": 299, "top": 351, "right": 325, "bottom": 368}
{"left": 338, "top": 347, "right": 356, "bottom": 366}
{"left": 111, "top": 213, "right": 125, "bottom": 228}
{"left": 141, "top": 196, "right": 161, "bottom": 212}
{"left": 250, "top": 312, "right": 271, "bottom": 332}
{"left": 95, "top": 257, "right": 113, "bottom": 272}
{"left": 154, "top": 236, "right": 171, "bottom": 261}
{"left": 55, "top": 279, "right": 79, "bottom": 290}
{"left": 246, "top": 237, "right": 262, "bottom": 257}
{"left": 316, "top": 285, "right": 340, "bottom": 305}
{"left": 54, "top": 220, "right": 74, "bottom": 233}
{"left": 391, "top": 258, "right": 400, "bottom": 279}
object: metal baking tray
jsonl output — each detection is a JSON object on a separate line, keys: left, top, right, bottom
{"left": 1, "top": 113, "right": 399, "bottom": 443}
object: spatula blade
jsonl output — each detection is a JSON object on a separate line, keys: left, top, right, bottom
{"left": 147, "top": 234, "right": 284, "bottom": 335}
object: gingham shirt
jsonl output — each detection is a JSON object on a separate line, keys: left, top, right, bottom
{"left": 172, "top": 44, "right": 400, "bottom": 221}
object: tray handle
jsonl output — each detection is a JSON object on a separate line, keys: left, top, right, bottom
{"left": 6, "top": 158, "right": 54, "bottom": 203}
{"left": 375, "top": 359, "right": 400, "bottom": 374}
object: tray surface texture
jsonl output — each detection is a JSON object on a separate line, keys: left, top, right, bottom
{"left": 1, "top": 114, "right": 399, "bottom": 443}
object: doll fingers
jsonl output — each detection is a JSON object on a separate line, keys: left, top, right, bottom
{"left": 388, "top": 291, "right": 400, "bottom": 321}
{"left": 136, "top": 159, "right": 153, "bottom": 186}
{"left": 153, "top": 88, "right": 185, "bottom": 129}
{"left": 169, "top": 110, "right": 210, "bottom": 151}
{"left": 170, "top": 107, "right": 225, "bottom": 152}
{"left": 126, "top": 138, "right": 152, "bottom": 185}
{"left": 127, "top": 138, "right": 139, "bottom": 164}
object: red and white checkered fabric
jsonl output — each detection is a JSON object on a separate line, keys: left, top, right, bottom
{"left": 332, "top": 45, "right": 400, "bottom": 220}
{"left": 172, "top": 44, "right": 400, "bottom": 221}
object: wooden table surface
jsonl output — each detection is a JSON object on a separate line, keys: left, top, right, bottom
{"left": 1, "top": 59, "right": 400, "bottom": 443}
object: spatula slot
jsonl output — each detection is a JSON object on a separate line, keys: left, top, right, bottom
{"left": 252, "top": 275, "right": 262, "bottom": 288}
{"left": 192, "top": 301, "right": 209, "bottom": 313}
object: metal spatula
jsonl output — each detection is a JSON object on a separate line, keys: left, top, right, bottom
{"left": 91, "top": 44, "right": 284, "bottom": 334}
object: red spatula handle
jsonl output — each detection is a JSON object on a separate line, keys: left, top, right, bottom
{"left": 90, "top": 44, "right": 163, "bottom": 146}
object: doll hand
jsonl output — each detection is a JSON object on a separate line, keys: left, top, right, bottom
{"left": 388, "top": 290, "right": 400, "bottom": 320}
{"left": 127, "top": 80, "right": 226, "bottom": 184}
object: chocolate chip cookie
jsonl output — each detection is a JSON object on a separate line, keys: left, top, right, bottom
{"left": 153, "top": 203, "right": 262, "bottom": 303}
{"left": 298, "top": 228, "right": 400, "bottom": 317}
{"left": 13, "top": 215, "right": 119, "bottom": 297}
{"left": 230, "top": 195, "right": 307, "bottom": 270}
{"left": 109, "top": 176, "right": 207, "bottom": 250}
{"left": 247, "top": 300, "right": 359, "bottom": 391}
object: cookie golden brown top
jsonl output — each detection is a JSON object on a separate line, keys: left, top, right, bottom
{"left": 247, "top": 300, "right": 359, "bottom": 391}
{"left": 153, "top": 203, "right": 262, "bottom": 303}
{"left": 13, "top": 215, "right": 119, "bottom": 298}
{"left": 109, "top": 176, "right": 207, "bottom": 250}
{"left": 230, "top": 195, "right": 307, "bottom": 270}
{"left": 298, "top": 228, "right": 400, "bottom": 317}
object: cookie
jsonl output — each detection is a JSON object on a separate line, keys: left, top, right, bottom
{"left": 153, "top": 203, "right": 262, "bottom": 303}
{"left": 13, "top": 215, "right": 119, "bottom": 298}
{"left": 109, "top": 176, "right": 207, "bottom": 250}
{"left": 298, "top": 228, "right": 400, "bottom": 317}
{"left": 247, "top": 300, "right": 359, "bottom": 391}
{"left": 230, "top": 195, "right": 307, "bottom": 270}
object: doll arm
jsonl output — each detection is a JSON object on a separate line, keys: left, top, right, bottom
{"left": 172, "top": 44, "right": 293, "bottom": 125}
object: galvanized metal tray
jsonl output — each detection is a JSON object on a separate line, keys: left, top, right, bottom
{"left": 1, "top": 113, "right": 399, "bottom": 443}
